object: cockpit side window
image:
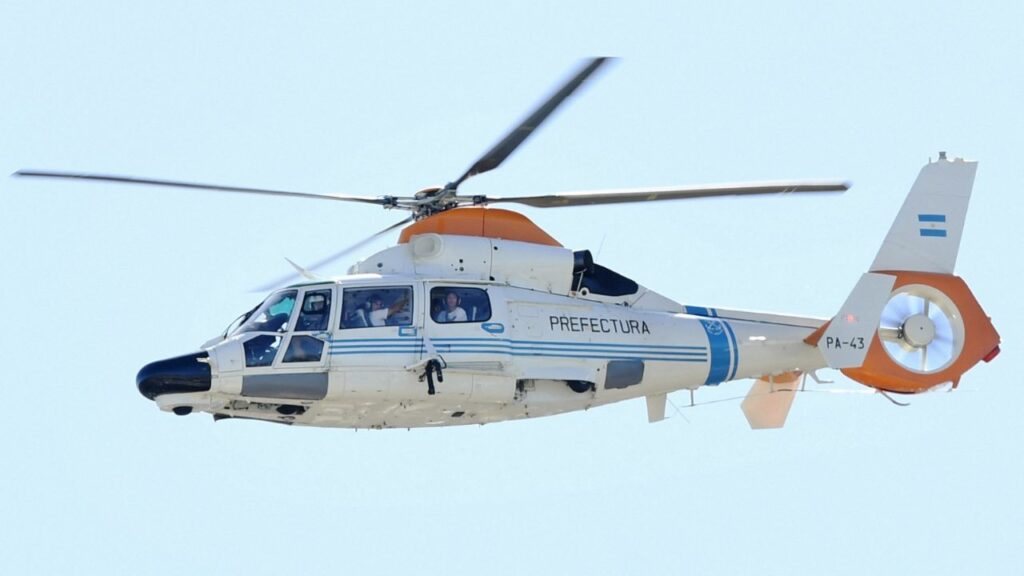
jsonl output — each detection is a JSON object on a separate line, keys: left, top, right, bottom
{"left": 295, "top": 289, "right": 332, "bottom": 332}
{"left": 430, "top": 287, "right": 491, "bottom": 324}
{"left": 340, "top": 286, "right": 413, "bottom": 329}
{"left": 235, "top": 290, "right": 298, "bottom": 334}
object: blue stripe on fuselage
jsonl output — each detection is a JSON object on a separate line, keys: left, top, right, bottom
{"left": 700, "top": 319, "right": 730, "bottom": 385}
{"left": 328, "top": 337, "right": 710, "bottom": 363}
{"left": 722, "top": 320, "right": 739, "bottom": 381}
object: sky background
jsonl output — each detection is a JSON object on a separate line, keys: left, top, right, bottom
{"left": 1, "top": 1, "right": 1021, "bottom": 574}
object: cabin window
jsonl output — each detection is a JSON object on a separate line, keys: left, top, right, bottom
{"left": 430, "top": 287, "right": 491, "bottom": 324}
{"left": 295, "top": 289, "right": 332, "bottom": 332}
{"left": 236, "top": 290, "right": 298, "bottom": 334}
{"left": 340, "top": 286, "right": 414, "bottom": 329}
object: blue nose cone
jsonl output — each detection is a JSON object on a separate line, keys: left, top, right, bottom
{"left": 137, "top": 352, "right": 212, "bottom": 400}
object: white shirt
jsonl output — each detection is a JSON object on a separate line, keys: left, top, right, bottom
{"left": 436, "top": 306, "right": 467, "bottom": 323}
{"left": 369, "top": 308, "right": 390, "bottom": 327}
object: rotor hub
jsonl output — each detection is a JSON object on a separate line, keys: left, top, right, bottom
{"left": 901, "top": 314, "right": 936, "bottom": 348}
{"left": 414, "top": 186, "right": 443, "bottom": 200}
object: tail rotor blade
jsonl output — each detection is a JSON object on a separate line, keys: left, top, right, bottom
{"left": 881, "top": 295, "right": 909, "bottom": 328}
{"left": 886, "top": 294, "right": 919, "bottom": 323}
{"left": 883, "top": 340, "right": 916, "bottom": 367}
{"left": 927, "top": 339, "right": 954, "bottom": 369}
{"left": 880, "top": 306, "right": 905, "bottom": 329}
{"left": 933, "top": 331, "right": 954, "bottom": 346}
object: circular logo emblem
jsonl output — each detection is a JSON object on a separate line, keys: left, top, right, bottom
{"left": 702, "top": 319, "right": 724, "bottom": 335}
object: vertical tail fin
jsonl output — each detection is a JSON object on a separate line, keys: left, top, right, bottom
{"left": 870, "top": 153, "right": 977, "bottom": 274}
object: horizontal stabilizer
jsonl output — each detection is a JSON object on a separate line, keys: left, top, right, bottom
{"left": 741, "top": 373, "right": 801, "bottom": 429}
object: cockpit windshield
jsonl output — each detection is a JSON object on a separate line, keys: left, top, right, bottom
{"left": 233, "top": 290, "right": 298, "bottom": 335}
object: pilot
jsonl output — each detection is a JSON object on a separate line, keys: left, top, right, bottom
{"left": 297, "top": 294, "right": 328, "bottom": 331}
{"left": 435, "top": 290, "right": 467, "bottom": 323}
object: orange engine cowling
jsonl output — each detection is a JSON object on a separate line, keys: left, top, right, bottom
{"left": 841, "top": 271, "right": 1000, "bottom": 393}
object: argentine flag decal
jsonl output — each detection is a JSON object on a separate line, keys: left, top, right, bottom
{"left": 918, "top": 213, "right": 947, "bottom": 237}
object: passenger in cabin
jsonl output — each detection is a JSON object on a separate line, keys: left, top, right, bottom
{"left": 435, "top": 291, "right": 467, "bottom": 323}
{"left": 368, "top": 293, "right": 410, "bottom": 327}
{"left": 367, "top": 295, "right": 388, "bottom": 326}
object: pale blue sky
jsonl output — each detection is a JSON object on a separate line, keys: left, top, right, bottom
{"left": 1, "top": 2, "right": 1021, "bottom": 574}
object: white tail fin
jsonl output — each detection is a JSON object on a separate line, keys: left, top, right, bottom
{"left": 870, "top": 154, "right": 977, "bottom": 274}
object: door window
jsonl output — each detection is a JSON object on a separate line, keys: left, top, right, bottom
{"left": 340, "top": 287, "right": 413, "bottom": 329}
{"left": 283, "top": 288, "right": 334, "bottom": 363}
{"left": 294, "top": 289, "right": 332, "bottom": 332}
{"left": 430, "top": 287, "right": 491, "bottom": 324}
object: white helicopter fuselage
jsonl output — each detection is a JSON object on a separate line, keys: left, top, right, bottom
{"left": 21, "top": 53, "right": 997, "bottom": 428}
{"left": 149, "top": 220, "right": 829, "bottom": 428}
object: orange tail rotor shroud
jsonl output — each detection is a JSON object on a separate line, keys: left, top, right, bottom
{"left": 842, "top": 272, "right": 999, "bottom": 393}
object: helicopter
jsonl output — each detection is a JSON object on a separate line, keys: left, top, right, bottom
{"left": 15, "top": 58, "right": 1000, "bottom": 429}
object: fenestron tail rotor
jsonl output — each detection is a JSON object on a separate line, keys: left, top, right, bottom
{"left": 878, "top": 286, "right": 964, "bottom": 374}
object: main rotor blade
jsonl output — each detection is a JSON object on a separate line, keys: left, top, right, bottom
{"left": 14, "top": 170, "right": 388, "bottom": 206}
{"left": 479, "top": 180, "right": 850, "bottom": 208}
{"left": 251, "top": 216, "right": 414, "bottom": 293}
{"left": 450, "top": 57, "right": 612, "bottom": 189}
